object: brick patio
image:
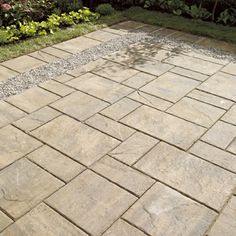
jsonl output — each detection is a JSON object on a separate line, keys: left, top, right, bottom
{"left": 0, "top": 21, "right": 236, "bottom": 236}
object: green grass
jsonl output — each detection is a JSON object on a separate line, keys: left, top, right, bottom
{"left": 1, "top": 8, "right": 236, "bottom": 62}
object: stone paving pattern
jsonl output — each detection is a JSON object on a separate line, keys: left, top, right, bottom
{"left": 0, "top": 21, "right": 236, "bottom": 236}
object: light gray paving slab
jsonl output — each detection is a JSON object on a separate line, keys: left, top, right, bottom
{"left": 85, "top": 30, "right": 120, "bottom": 42}
{"left": 221, "top": 104, "right": 236, "bottom": 125}
{"left": 0, "top": 65, "right": 18, "bottom": 82}
{"left": 41, "top": 46, "right": 71, "bottom": 58}
{"left": 221, "top": 61, "right": 236, "bottom": 75}
{"left": 0, "top": 211, "right": 12, "bottom": 232}
{"left": 29, "top": 51, "right": 58, "bottom": 63}
{"left": 228, "top": 139, "right": 236, "bottom": 155}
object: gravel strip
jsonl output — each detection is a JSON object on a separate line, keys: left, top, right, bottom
{"left": 0, "top": 30, "right": 235, "bottom": 99}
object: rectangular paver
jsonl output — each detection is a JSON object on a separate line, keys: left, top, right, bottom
{"left": 221, "top": 61, "right": 236, "bottom": 75}
{"left": 0, "top": 211, "right": 12, "bottom": 232}
{"left": 221, "top": 104, "right": 236, "bottom": 125}
{"left": 0, "top": 65, "right": 18, "bottom": 82}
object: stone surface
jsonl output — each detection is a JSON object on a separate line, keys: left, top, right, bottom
{"left": 201, "top": 121, "right": 236, "bottom": 149}
{"left": 39, "top": 80, "right": 75, "bottom": 96}
{"left": 0, "top": 125, "right": 41, "bottom": 169}
{"left": 228, "top": 139, "right": 236, "bottom": 155}
{"left": 128, "top": 91, "right": 172, "bottom": 111}
{"left": 29, "top": 51, "right": 58, "bottom": 63}
{"left": 51, "top": 91, "right": 109, "bottom": 121}
{"left": 221, "top": 104, "right": 236, "bottom": 125}
{"left": 85, "top": 30, "right": 120, "bottom": 42}
{"left": 67, "top": 73, "right": 133, "bottom": 103}
{"left": 109, "top": 132, "right": 158, "bottom": 166}
{"left": 14, "top": 106, "right": 60, "bottom": 132}
{"left": 190, "top": 141, "right": 236, "bottom": 173}
{"left": 31, "top": 115, "right": 120, "bottom": 166}
{"left": 53, "top": 74, "right": 74, "bottom": 83}
{"left": 141, "top": 72, "right": 199, "bottom": 102}
{"left": 2, "top": 55, "right": 45, "bottom": 73}
{"left": 187, "top": 89, "right": 233, "bottom": 110}
{"left": 46, "top": 170, "right": 136, "bottom": 236}
{"left": 165, "top": 54, "right": 223, "bottom": 75}
{"left": 167, "top": 97, "right": 225, "bottom": 127}
{"left": 100, "top": 98, "right": 140, "bottom": 120}
{"left": 121, "top": 106, "right": 206, "bottom": 150}
{"left": 198, "top": 72, "right": 236, "bottom": 101}
{"left": 221, "top": 61, "right": 236, "bottom": 75}
{"left": 0, "top": 65, "right": 18, "bottom": 82}
{"left": 0, "top": 101, "right": 26, "bottom": 128}
{"left": 0, "top": 158, "right": 63, "bottom": 219}
{"left": 41, "top": 47, "right": 71, "bottom": 58}
{"left": 0, "top": 211, "right": 12, "bottom": 232}
{"left": 92, "top": 156, "right": 154, "bottom": 196}
{"left": 86, "top": 114, "right": 135, "bottom": 141}
{"left": 27, "top": 145, "right": 85, "bottom": 182}
{"left": 6, "top": 87, "right": 59, "bottom": 113}
{"left": 102, "top": 219, "right": 146, "bottom": 236}
{"left": 134, "top": 142, "right": 236, "bottom": 210}
{"left": 0, "top": 203, "right": 87, "bottom": 236}
{"left": 208, "top": 197, "right": 236, "bottom": 236}
{"left": 124, "top": 182, "right": 216, "bottom": 236}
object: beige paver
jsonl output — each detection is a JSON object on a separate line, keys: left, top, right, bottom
{"left": 221, "top": 104, "right": 236, "bottom": 125}
{"left": 187, "top": 89, "right": 234, "bottom": 110}
{"left": 46, "top": 170, "right": 136, "bottom": 236}
{"left": 51, "top": 91, "right": 109, "bottom": 121}
{"left": 0, "top": 125, "right": 41, "bottom": 169}
{"left": 198, "top": 72, "right": 236, "bottom": 101}
{"left": 208, "top": 197, "right": 236, "bottom": 236}
{"left": 110, "top": 21, "right": 145, "bottom": 32}
{"left": 102, "top": 219, "right": 147, "bottom": 236}
{"left": 86, "top": 114, "right": 135, "bottom": 141}
{"left": 13, "top": 106, "right": 60, "bottom": 132}
{"left": 0, "top": 158, "right": 63, "bottom": 219}
{"left": 0, "top": 101, "right": 26, "bottom": 128}
{"left": 165, "top": 54, "right": 223, "bottom": 75}
{"left": 100, "top": 97, "right": 141, "bottom": 120}
{"left": 27, "top": 145, "right": 85, "bottom": 182}
{"left": 0, "top": 211, "right": 12, "bottom": 232}
{"left": 134, "top": 142, "right": 236, "bottom": 210}
{"left": 128, "top": 91, "right": 172, "bottom": 110}
{"left": 228, "top": 139, "right": 236, "bottom": 155}
{"left": 0, "top": 65, "right": 18, "bottom": 82}
{"left": 1, "top": 55, "right": 45, "bottom": 73}
{"left": 31, "top": 115, "right": 120, "bottom": 166}
{"left": 123, "top": 182, "right": 216, "bottom": 236}
{"left": 141, "top": 72, "right": 200, "bottom": 102}
{"left": 53, "top": 74, "right": 74, "bottom": 83}
{"left": 29, "top": 51, "right": 58, "bottom": 63}
{"left": 39, "top": 80, "right": 75, "bottom": 96}
{"left": 167, "top": 97, "right": 225, "bottom": 128}
{"left": 0, "top": 203, "right": 88, "bottom": 236}
{"left": 85, "top": 30, "right": 120, "bottom": 42}
{"left": 66, "top": 73, "right": 133, "bottom": 103}
{"left": 92, "top": 156, "right": 154, "bottom": 196}
{"left": 109, "top": 132, "right": 158, "bottom": 166}
{"left": 221, "top": 61, "right": 236, "bottom": 75}
{"left": 190, "top": 141, "right": 236, "bottom": 173}
{"left": 121, "top": 106, "right": 206, "bottom": 150}
{"left": 201, "top": 121, "right": 236, "bottom": 149}
{"left": 6, "top": 87, "right": 59, "bottom": 113}
{"left": 41, "top": 46, "right": 71, "bottom": 58}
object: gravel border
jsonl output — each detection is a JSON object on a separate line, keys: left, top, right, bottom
{"left": 0, "top": 30, "right": 235, "bottom": 99}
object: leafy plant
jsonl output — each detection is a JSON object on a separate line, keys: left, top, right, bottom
{"left": 217, "top": 8, "right": 236, "bottom": 25}
{"left": 187, "top": 4, "right": 212, "bottom": 20}
{"left": 95, "top": 3, "right": 115, "bottom": 16}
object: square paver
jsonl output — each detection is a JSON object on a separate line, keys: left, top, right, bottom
{"left": 221, "top": 104, "right": 236, "bottom": 125}
{"left": 0, "top": 125, "right": 42, "bottom": 169}
{"left": 0, "top": 211, "right": 12, "bottom": 232}
{"left": 51, "top": 91, "right": 109, "bottom": 121}
{"left": 187, "top": 89, "right": 234, "bottom": 110}
{"left": 128, "top": 91, "right": 172, "bottom": 111}
{"left": 6, "top": 87, "right": 59, "bottom": 113}
{"left": 221, "top": 61, "right": 236, "bottom": 75}
{"left": 0, "top": 203, "right": 87, "bottom": 236}
{"left": 167, "top": 97, "right": 225, "bottom": 128}
{"left": 27, "top": 145, "right": 85, "bottom": 182}
{"left": 92, "top": 156, "right": 154, "bottom": 196}
{"left": 201, "top": 121, "right": 236, "bottom": 149}
{"left": 190, "top": 141, "right": 236, "bottom": 173}
{"left": 29, "top": 51, "right": 58, "bottom": 63}
{"left": 0, "top": 65, "right": 18, "bottom": 82}
{"left": 2, "top": 55, "right": 45, "bottom": 73}
{"left": 53, "top": 36, "right": 100, "bottom": 53}
{"left": 13, "top": 106, "right": 61, "bottom": 132}
{"left": 109, "top": 132, "right": 158, "bottom": 166}
{"left": 0, "top": 101, "right": 26, "bottom": 128}
{"left": 85, "top": 30, "right": 120, "bottom": 42}
{"left": 123, "top": 182, "right": 216, "bottom": 236}
{"left": 100, "top": 98, "right": 141, "bottom": 120}
{"left": 31, "top": 115, "right": 120, "bottom": 166}
{"left": 102, "top": 219, "right": 146, "bottom": 236}
{"left": 0, "top": 158, "right": 63, "bottom": 219}
{"left": 134, "top": 142, "right": 236, "bottom": 210}
{"left": 66, "top": 73, "right": 133, "bottom": 103}
{"left": 121, "top": 106, "right": 206, "bottom": 150}
{"left": 86, "top": 114, "right": 135, "bottom": 141}
{"left": 41, "top": 46, "right": 71, "bottom": 58}
{"left": 198, "top": 72, "right": 236, "bottom": 101}
{"left": 165, "top": 54, "right": 223, "bottom": 75}
{"left": 208, "top": 197, "right": 236, "bottom": 236}
{"left": 141, "top": 72, "right": 200, "bottom": 102}
{"left": 46, "top": 170, "right": 136, "bottom": 236}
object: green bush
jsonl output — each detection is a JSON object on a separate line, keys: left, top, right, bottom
{"left": 55, "top": 0, "right": 83, "bottom": 13}
{"left": 95, "top": 3, "right": 115, "bottom": 16}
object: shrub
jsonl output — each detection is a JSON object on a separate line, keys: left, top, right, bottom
{"left": 96, "top": 3, "right": 115, "bottom": 16}
{"left": 55, "top": 0, "right": 83, "bottom": 13}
